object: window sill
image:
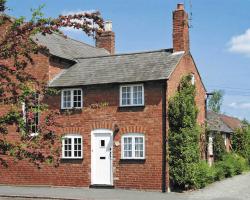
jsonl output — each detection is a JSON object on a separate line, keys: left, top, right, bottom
{"left": 60, "top": 108, "right": 83, "bottom": 114}
{"left": 30, "top": 133, "right": 39, "bottom": 137}
{"left": 119, "top": 105, "right": 145, "bottom": 108}
{"left": 118, "top": 105, "right": 145, "bottom": 112}
{"left": 61, "top": 157, "right": 83, "bottom": 160}
{"left": 61, "top": 107, "right": 83, "bottom": 110}
{"left": 119, "top": 158, "right": 146, "bottom": 164}
{"left": 60, "top": 158, "right": 83, "bottom": 164}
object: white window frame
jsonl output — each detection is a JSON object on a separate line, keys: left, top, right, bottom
{"left": 223, "top": 133, "right": 227, "bottom": 146}
{"left": 191, "top": 73, "right": 195, "bottom": 85}
{"left": 119, "top": 84, "right": 144, "bottom": 107}
{"left": 62, "top": 134, "right": 83, "bottom": 159}
{"left": 61, "top": 88, "right": 83, "bottom": 109}
{"left": 121, "top": 133, "right": 145, "bottom": 159}
{"left": 21, "top": 94, "right": 40, "bottom": 137}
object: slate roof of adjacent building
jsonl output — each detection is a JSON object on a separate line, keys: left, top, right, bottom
{"left": 207, "top": 111, "right": 242, "bottom": 134}
{"left": 220, "top": 114, "right": 242, "bottom": 131}
{"left": 32, "top": 33, "right": 109, "bottom": 60}
{"left": 1, "top": 14, "right": 109, "bottom": 60}
{"left": 49, "top": 49, "right": 184, "bottom": 87}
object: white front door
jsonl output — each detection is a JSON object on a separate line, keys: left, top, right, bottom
{"left": 91, "top": 129, "right": 113, "bottom": 185}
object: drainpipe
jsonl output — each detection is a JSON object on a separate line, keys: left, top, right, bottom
{"left": 162, "top": 81, "right": 167, "bottom": 193}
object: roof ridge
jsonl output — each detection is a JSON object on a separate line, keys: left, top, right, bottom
{"left": 52, "top": 32, "right": 109, "bottom": 53}
{"left": 219, "top": 113, "right": 241, "bottom": 121}
{"left": 75, "top": 48, "right": 174, "bottom": 60}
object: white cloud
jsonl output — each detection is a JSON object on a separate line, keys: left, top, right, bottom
{"left": 228, "top": 102, "right": 250, "bottom": 109}
{"left": 228, "top": 29, "right": 250, "bottom": 57}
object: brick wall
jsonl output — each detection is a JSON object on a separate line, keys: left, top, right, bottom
{"left": 0, "top": 81, "right": 165, "bottom": 190}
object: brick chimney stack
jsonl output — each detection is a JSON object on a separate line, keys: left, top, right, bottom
{"left": 173, "top": 3, "right": 190, "bottom": 52}
{"left": 96, "top": 21, "right": 115, "bottom": 54}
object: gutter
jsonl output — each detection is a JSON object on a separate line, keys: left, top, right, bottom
{"left": 161, "top": 81, "right": 167, "bottom": 193}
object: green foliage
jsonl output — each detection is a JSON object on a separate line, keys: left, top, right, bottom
{"left": 169, "top": 75, "right": 198, "bottom": 132}
{"left": 169, "top": 75, "right": 201, "bottom": 189}
{"left": 220, "top": 153, "right": 248, "bottom": 177}
{"left": 213, "top": 162, "right": 226, "bottom": 181}
{"left": 213, "top": 132, "right": 226, "bottom": 162}
{"left": 194, "top": 161, "right": 215, "bottom": 188}
{"left": 30, "top": 4, "right": 45, "bottom": 23}
{"left": 208, "top": 90, "right": 224, "bottom": 113}
{"left": 232, "top": 123, "right": 250, "bottom": 165}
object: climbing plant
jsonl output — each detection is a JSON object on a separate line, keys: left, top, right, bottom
{"left": 0, "top": 1, "right": 104, "bottom": 167}
{"left": 168, "top": 75, "right": 201, "bottom": 189}
{"left": 213, "top": 131, "right": 226, "bottom": 162}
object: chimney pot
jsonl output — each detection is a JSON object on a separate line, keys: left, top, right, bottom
{"left": 177, "top": 3, "right": 184, "bottom": 10}
{"left": 104, "top": 21, "right": 112, "bottom": 32}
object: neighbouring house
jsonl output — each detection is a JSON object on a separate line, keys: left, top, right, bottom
{"left": 0, "top": 4, "right": 206, "bottom": 192}
{"left": 207, "top": 110, "right": 242, "bottom": 165}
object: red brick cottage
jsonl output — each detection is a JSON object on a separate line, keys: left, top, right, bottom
{"left": 0, "top": 4, "right": 206, "bottom": 192}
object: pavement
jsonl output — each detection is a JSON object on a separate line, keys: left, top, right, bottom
{"left": 0, "top": 172, "right": 249, "bottom": 200}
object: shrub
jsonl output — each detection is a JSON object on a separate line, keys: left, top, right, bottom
{"left": 194, "top": 161, "right": 215, "bottom": 188}
{"left": 214, "top": 161, "right": 225, "bottom": 181}
{"left": 232, "top": 124, "right": 250, "bottom": 166}
{"left": 220, "top": 153, "right": 248, "bottom": 178}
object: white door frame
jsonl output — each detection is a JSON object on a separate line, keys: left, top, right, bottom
{"left": 91, "top": 129, "right": 113, "bottom": 185}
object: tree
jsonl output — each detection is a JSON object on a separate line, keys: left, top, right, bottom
{"left": 0, "top": 1, "right": 104, "bottom": 167}
{"left": 232, "top": 121, "right": 250, "bottom": 165}
{"left": 208, "top": 90, "right": 224, "bottom": 113}
{"left": 168, "top": 75, "right": 201, "bottom": 189}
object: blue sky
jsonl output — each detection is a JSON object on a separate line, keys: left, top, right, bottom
{"left": 6, "top": 0, "right": 250, "bottom": 120}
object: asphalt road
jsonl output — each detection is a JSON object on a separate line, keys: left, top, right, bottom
{"left": 0, "top": 172, "right": 249, "bottom": 200}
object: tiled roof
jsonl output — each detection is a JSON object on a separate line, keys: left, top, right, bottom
{"left": 49, "top": 49, "right": 184, "bottom": 87}
{"left": 220, "top": 114, "right": 242, "bottom": 131}
{"left": 207, "top": 111, "right": 233, "bottom": 133}
{"left": 32, "top": 33, "right": 109, "bottom": 60}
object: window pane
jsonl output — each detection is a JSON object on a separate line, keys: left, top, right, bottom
{"left": 73, "top": 90, "right": 82, "bottom": 108}
{"left": 135, "top": 137, "right": 144, "bottom": 158}
{"left": 133, "top": 86, "right": 143, "bottom": 105}
{"left": 123, "top": 137, "right": 132, "bottom": 158}
{"left": 63, "top": 91, "right": 71, "bottom": 108}
{"left": 121, "top": 86, "right": 131, "bottom": 106}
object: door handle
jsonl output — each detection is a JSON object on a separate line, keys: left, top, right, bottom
{"left": 100, "top": 157, "right": 106, "bottom": 160}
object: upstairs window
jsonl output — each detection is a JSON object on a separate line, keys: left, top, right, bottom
{"left": 121, "top": 133, "right": 145, "bottom": 159}
{"left": 191, "top": 74, "right": 195, "bottom": 85}
{"left": 61, "top": 89, "right": 82, "bottom": 109}
{"left": 22, "top": 93, "right": 40, "bottom": 136}
{"left": 62, "top": 135, "right": 83, "bottom": 159}
{"left": 120, "top": 84, "right": 144, "bottom": 106}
